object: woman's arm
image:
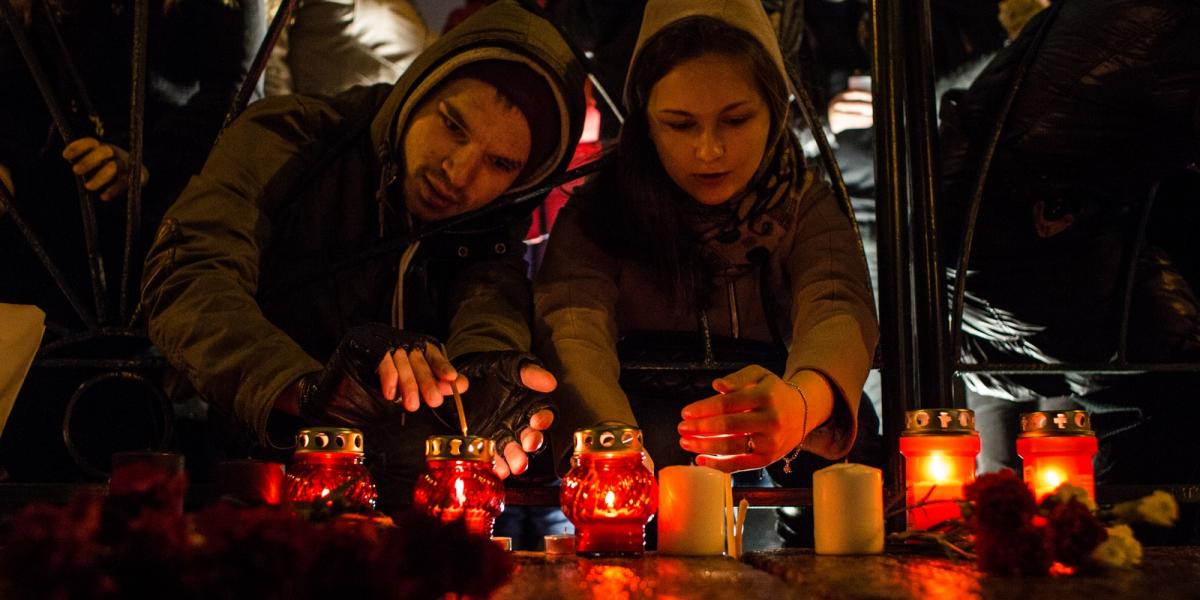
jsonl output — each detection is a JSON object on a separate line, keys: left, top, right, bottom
{"left": 678, "top": 169, "right": 878, "bottom": 470}
{"left": 779, "top": 169, "right": 879, "bottom": 458}
{"left": 533, "top": 202, "right": 635, "bottom": 472}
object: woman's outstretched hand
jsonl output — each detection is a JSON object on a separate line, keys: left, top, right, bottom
{"left": 677, "top": 366, "right": 833, "bottom": 473}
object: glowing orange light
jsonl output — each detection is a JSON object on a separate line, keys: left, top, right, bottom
{"left": 1050, "top": 562, "right": 1077, "bottom": 576}
{"left": 1017, "top": 411, "right": 1097, "bottom": 503}
{"left": 413, "top": 460, "right": 504, "bottom": 537}
{"left": 581, "top": 565, "right": 641, "bottom": 600}
{"left": 284, "top": 429, "right": 378, "bottom": 513}
{"left": 561, "top": 453, "right": 657, "bottom": 556}
{"left": 900, "top": 434, "right": 979, "bottom": 530}
{"left": 1040, "top": 468, "right": 1064, "bottom": 490}
{"left": 926, "top": 453, "right": 952, "bottom": 483}
{"left": 1017, "top": 435, "right": 1097, "bottom": 502}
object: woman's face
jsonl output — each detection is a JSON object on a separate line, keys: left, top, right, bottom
{"left": 647, "top": 53, "right": 771, "bottom": 206}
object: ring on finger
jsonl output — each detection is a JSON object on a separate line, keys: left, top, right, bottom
{"left": 744, "top": 434, "right": 756, "bottom": 455}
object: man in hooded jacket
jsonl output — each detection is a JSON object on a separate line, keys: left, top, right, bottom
{"left": 141, "top": 0, "right": 585, "bottom": 506}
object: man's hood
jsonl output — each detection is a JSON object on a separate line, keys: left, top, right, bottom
{"left": 623, "top": 0, "right": 794, "bottom": 110}
{"left": 370, "top": 0, "right": 586, "bottom": 198}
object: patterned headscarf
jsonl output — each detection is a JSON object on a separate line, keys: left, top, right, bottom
{"left": 680, "top": 129, "right": 804, "bottom": 280}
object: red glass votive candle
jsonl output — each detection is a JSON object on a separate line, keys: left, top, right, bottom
{"left": 561, "top": 422, "right": 658, "bottom": 557}
{"left": 900, "top": 408, "right": 980, "bottom": 530}
{"left": 413, "top": 435, "right": 504, "bottom": 536}
{"left": 285, "top": 427, "right": 377, "bottom": 513}
{"left": 214, "top": 459, "right": 286, "bottom": 505}
{"left": 1017, "top": 410, "right": 1097, "bottom": 502}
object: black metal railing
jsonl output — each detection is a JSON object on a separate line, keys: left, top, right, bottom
{"left": 4, "top": 0, "right": 1195, "bottom": 510}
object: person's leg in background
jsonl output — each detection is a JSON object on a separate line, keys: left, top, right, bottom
{"left": 969, "top": 389, "right": 1080, "bottom": 474}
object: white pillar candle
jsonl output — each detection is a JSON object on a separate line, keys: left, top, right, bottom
{"left": 813, "top": 463, "right": 884, "bottom": 555}
{"left": 657, "top": 465, "right": 728, "bottom": 556}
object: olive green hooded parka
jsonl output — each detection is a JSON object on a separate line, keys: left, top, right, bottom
{"left": 142, "top": 0, "right": 585, "bottom": 444}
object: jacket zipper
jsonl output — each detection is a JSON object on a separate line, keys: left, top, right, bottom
{"left": 727, "top": 280, "right": 741, "bottom": 339}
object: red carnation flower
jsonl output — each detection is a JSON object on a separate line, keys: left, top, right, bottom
{"left": 1044, "top": 498, "right": 1108, "bottom": 568}
{"left": 964, "top": 470, "right": 1037, "bottom": 533}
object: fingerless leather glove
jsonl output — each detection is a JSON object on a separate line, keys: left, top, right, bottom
{"left": 298, "top": 324, "right": 440, "bottom": 427}
{"left": 446, "top": 351, "right": 555, "bottom": 452}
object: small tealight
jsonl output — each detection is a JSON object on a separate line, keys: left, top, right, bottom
{"left": 544, "top": 533, "right": 576, "bottom": 555}
{"left": 491, "top": 536, "right": 513, "bottom": 551}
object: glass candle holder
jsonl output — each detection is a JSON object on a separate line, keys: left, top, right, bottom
{"left": 1017, "top": 410, "right": 1097, "bottom": 502}
{"left": 560, "top": 422, "right": 658, "bottom": 557}
{"left": 899, "top": 408, "right": 980, "bottom": 530}
{"left": 285, "top": 427, "right": 377, "bottom": 513}
{"left": 214, "top": 459, "right": 286, "bottom": 506}
{"left": 412, "top": 435, "right": 504, "bottom": 536}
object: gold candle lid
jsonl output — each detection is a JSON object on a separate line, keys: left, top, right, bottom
{"left": 1019, "top": 410, "right": 1094, "bottom": 437}
{"left": 573, "top": 421, "right": 644, "bottom": 454}
{"left": 902, "top": 408, "right": 978, "bottom": 436}
{"left": 295, "top": 427, "right": 365, "bottom": 454}
{"left": 425, "top": 435, "right": 495, "bottom": 462}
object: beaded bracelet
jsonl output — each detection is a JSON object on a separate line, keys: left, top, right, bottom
{"left": 780, "top": 379, "right": 809, "bottom": 474}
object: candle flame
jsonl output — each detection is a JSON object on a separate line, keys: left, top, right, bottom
{"left": 320, "top": 488, "right": 330, "bottom": 498}
{"left": 604, "top": 490, "right": 616, "bottom": 509}
{"left": 455, "top": 478, "right": 466, "bottom": 505}
{"left": 926, "top": 453, "right": 951, "bottom": 483}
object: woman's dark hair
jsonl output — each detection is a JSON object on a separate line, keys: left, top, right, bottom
{"left": 575, "top": 16, "right": 789, "bottom": 306}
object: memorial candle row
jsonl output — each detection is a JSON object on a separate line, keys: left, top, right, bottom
{"left": 272, "top": 410, "right": 1097, "bottom": 552}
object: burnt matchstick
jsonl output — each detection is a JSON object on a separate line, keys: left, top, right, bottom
{"left": 450, "top": 378, "right": 468, "bottom": 437}
{"left": 438, "top": 343, "right": 469, "bottom": 437}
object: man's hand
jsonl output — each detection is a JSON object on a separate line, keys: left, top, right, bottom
{"left": 492, "top": 364, "right": 556, "bottom": 479}
{"left": 452, "top": 353, "right": 557, "bottom": 480}
{"left": 376, "top": 342, "right": 468, "bottom": 412}
{"left": 827, "top": 90, "right": 874, "bottom": 134}
{"left": 297, "top": 324, "right": 462, "bottom": 427}
{"left": 62, "top": 138, "right": 150, "bottom": 202}
{"left": 677, "top": 367, "right": 833, "bottom": 473}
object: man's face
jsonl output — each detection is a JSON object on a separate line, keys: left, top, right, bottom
{"left": 400, "top": 78, "right": 533, "bottom": 222}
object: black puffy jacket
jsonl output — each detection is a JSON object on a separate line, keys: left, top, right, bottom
{"left": 939, "top": 0, "right": 1200, "bottom": 401}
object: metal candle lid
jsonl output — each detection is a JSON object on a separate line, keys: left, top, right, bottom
{"left": 425, "top": 435, "right": 495, "bottom": 462}
{"left": 903, "top": 408, "right": 978, "bottom": 436}
{"left": 1019, "top": 410, "right": 1094, "bottom": 438}
{"left": 573, "top": 421, "right": 645, "bottom": 454}
{"left": 295, "top": 427, "right": 365, "bottom": 454}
